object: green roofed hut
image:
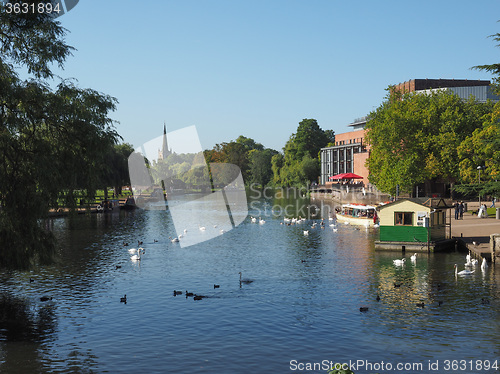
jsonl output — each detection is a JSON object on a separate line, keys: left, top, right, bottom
{"left": 374, "top": 198, "right": 454, "bottom": 252}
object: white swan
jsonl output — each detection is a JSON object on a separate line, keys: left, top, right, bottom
{"left": 466, "top": 251, "right": 471, "bottom": 263}
{"left": 259, "top": 217, "right": 265, "bottom": 225}
{"left": 128, "top": 247, "right": 138, "bottom": 254}
{"left": 455, "top": 264, "right": 474, "bottom": 276}
{"left": 393, "top": 258, "right": 405, "bottom": 266}
{"left": 303, "top": 230, "right": 309, "bottom": 236}
{"left": 251, "top": 217, "right": 257, "bottom": 223}
{"left": 131, "top": 248, "right": 143, "bottom": 261}
{"left": 410, "top": 253, "right": 417, "bottom": 263}
{"left": 170, "top": 236, "right": 179, "bottom": 243}
{"left": 199, "top": 225, "right": 206, "bottom": 231}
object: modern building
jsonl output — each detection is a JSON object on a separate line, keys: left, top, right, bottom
{"left": 393, "top": 78, "right": 497, "bottom": 102}
{"left": 320, "top": 116, "right": 370, "bottom": 186}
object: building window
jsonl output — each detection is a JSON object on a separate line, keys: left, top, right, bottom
{"left": 395, "top": 212, "right": 413, "bottom": 226}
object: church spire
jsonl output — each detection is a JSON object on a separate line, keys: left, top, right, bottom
{"left": 160, "top": 121, "right": 170, "bottom": 160}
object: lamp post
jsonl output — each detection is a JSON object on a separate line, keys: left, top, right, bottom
{"left": 477, "top": 166, "right": 482, "bottom": 207}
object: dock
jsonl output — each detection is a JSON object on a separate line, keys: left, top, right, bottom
{"left": 450, "top": 203, "right": 500, "bottom": 263}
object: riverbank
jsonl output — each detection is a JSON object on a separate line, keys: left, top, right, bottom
{"left": 310, "top": 188, "right": 390, "bottom": 207}
{"left": 450, "top": 202, "right": 500, "bottom": 263}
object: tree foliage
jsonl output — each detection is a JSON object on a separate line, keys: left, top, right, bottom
{"left": 271, "top": 119, "right": 330, "bottom": 187}
{"left": 365, "top": 88, "right": 493, "bottom": 195}
{"left": 248, "top": 148, "right": 278, "bottom": 186}
{"left": 0, "top": 2, "right": 119, "bottom": 269}
{"left": 204, "top": 136, "right": 277, "bottom": 187}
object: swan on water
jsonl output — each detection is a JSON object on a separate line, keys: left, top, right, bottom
{"left": 259, "top": 217, "right": 265, "bottom": 225}
{"left": 393, "top": 258, "right": 405, "bottom": 266}
{"left": 303, "top": 230, "right": 309, "bottom": 236}
{"left": 199, "top": 225, "right": 206, "bottom": 231}
{"left": 170, "top": 237, "right": 179, "bottom": 243}
{"left": 130, "top": 248, "right": 144, "bottom": 261}
{"left": 410, "top": 253, "right": 417, "bottom": 263}
{"left": 455, "top": 264, "right": 474, "bottom": 276}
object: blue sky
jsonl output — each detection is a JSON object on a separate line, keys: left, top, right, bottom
{"left": 53, "top": 0, "right": 500, "bottom": 152}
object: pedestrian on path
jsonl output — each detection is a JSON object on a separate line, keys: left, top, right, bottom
{"left": 459, "top": 201, "right": 464, "bottom": 219}
{"left": 491, "top": 197, "right": 496, "bottom": 208}
{"left": 454, "top": 201, "right": 460, "bottom": 220}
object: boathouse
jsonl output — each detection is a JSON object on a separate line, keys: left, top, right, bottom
{"left": 375, "top": 198, "right": 453, "bottom": 252}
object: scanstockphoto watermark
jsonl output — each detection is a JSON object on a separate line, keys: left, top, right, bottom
{"left": 290, "top": 359, "right": 500, "bottom": 372}
{"left": 128, "top": 126, "right": 248, "bottom": 248}
{"left": 1, "top": 0, "right": 79, "bottom": 18}
{"left": 290, "top": 359, "right": 425, "bottom": 372}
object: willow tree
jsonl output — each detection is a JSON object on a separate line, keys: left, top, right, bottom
{"left": 0, "top": 2, "right": 119, "bottom": 269}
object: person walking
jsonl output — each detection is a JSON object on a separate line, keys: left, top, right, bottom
{"left": 459, "top": 201, "right": 464, "bottom": 219}
{"left": 490, "top": 197, "right": 496, "bottom": 208}
{"left": 454, "top": 201, "right": 460, "bottom": 220}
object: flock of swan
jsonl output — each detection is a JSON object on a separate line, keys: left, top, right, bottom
{"left": 455, "top": 251, "right": 488, "bottom": 275}
{"left": 392, "top": 250, "right": 489, "bottom": 277}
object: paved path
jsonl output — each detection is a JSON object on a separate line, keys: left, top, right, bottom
{"left": 450, "top": 207, "right": 500, "bottom": 260}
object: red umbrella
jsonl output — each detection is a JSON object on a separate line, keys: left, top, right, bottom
{"left": 329, "top": 172, "right": 363, "bottom": 180}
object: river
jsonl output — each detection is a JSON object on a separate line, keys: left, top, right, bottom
{"left": 0, "top": 197, "right": 499, "bottom": 373}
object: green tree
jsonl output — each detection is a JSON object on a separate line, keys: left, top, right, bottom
{"left": 471, "top": 31, "right": 500, "bottom": 87}
{"left": 248, "top": 148, "right": 278, "bottom": 186}
{"left": 273, "top": 119, "right": 329, "bottom": 186}
{"left": 105, "top": 143, "right": 135, "bottom": 196}
{"left": 0, "top": 2, "right": 119, "bottom": 269}
{"left": 457, "top": 105, "right": 500, "bottom": 196}
{"left": 235, "top": 135, "right": 264, "bottom": 151}
{"left": 365, "top": 88, "right": 492, "bottom": 195}
{"left": 271, "top": 153, "right": 284, "bottom": 185}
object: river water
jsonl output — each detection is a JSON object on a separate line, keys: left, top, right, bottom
{"left": 0, "top": 197, "right": 499, "bottom": 374}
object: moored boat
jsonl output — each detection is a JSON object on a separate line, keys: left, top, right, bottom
{"left": 336, "top": 203, "right": 378, "bottom": 226}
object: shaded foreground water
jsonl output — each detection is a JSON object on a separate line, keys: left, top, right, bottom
{"left": 0, "top": 198, "right": 499, "bottom": 373}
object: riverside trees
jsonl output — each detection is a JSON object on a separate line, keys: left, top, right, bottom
{"left": 271, "top": 118, "right": 332, "bottom": 187}
{"left": 365, "top": 88, "right": 494, "bottom": 196}
{"left": 0, "top": 3, "right": 120, "bottom": 269}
